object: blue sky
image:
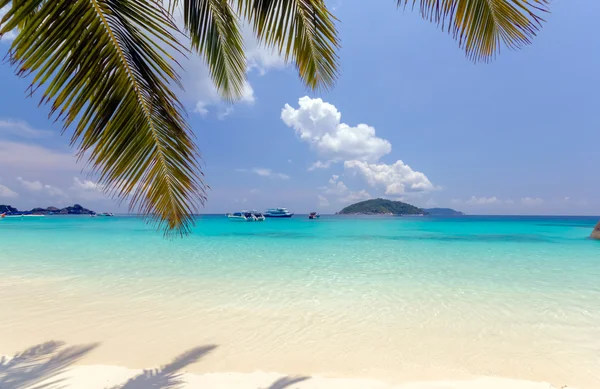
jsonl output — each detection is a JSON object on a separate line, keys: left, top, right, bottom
{"left": 0, "top": 0, "right": 598, "bottom": 215}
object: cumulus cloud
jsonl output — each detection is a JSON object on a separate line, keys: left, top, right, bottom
{"left": 72, "top": 177, "right": 102, "bottom": 191}
{"left": 321, "top": 175, "right": 371, "bottom": 204}
{"left": 323, "top": 175, "right": 348, "bottom": 195}
{"left": 236, "top": 168, "right": 290, "bottom": 180}
{"left": 70, "top": 177, "right": 107, "bottom": 201}
{"left": 0, "top": 184, "right": 18, "bottom": 198}
{"left": 521, "top": 197, "right": 544, "bottom": 206}
{"left": 466, "top": 196, "right": 500, "bottom": 205}
{"left": 308, "top": 160, "right": 333, "bottom": 171}
{"left": 344, "top": 160, "right": 435, "bottom": 195}
{"left": 339, "top": 189, "right": 371, "bottom": 204}
{"left": 16, "top": 176, "right": 64, "bottom": 197}
{"left": 282, "top": 97, "right": 391, "bottom": 163}
{"left": 317, "top": 194, "right": 330, "bottom": 208}
{"left": 17, "top": 177, "right": 43, "bottom": 191}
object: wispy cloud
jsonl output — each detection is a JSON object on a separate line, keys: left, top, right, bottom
{"left": 0, "top": 120, "right": 51, "bottom": 138}
{"left": 466, "top": 196, "right": 500, "bottom": 205}
{"left": 236, "top": 167, "right": 290, "bottom": 180}
{"left": 0, "top": 184, "right": 18, "bottom": 198}
{"left": 521, "top": 197, "right": 544, "bottom": 206}
{"left": 0, "top": 141, "right": 78, "bottom": 171}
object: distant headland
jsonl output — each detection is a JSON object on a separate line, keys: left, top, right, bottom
{"left": 0, "top": 204, "right": 95, "bottom": 215}
{"left": 337, "top": 198, "right": 463, "bottom": 216}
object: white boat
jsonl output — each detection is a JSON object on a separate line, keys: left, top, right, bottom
{"left": 227, "top": 211, "right": 265, "bottom": 222}
{"left": 264, "top": 208, "right": 294, "bottom": 218}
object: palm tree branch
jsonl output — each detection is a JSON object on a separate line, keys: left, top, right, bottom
{"left": 399, "top": 0, "right": 549, "bottom": 61}
{"left": 177, "top": 0, "right": 247, "bottom": 100}
{"left": 1, "top": 0, "right": 207, "bottom": 235}
{"left": 238, "top": 0, "right": 340, "bottom": 91}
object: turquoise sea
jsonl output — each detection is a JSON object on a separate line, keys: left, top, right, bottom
{"left": 1, "top": 215, "right": 599, "bottom": 387}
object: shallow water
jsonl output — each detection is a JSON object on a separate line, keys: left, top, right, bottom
{"left": 0, "top": 215, "right": 599, "bottom": 387}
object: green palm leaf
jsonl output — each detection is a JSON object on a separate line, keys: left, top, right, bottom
{"left": 0, "top": 0, "right": 206, "bottom": 236}
{"left": 169, "top": 0, "right": 247, "bottom": 100}
{"left": 238, "top": 0, "right": 340, "bottom": 91}
{"left": 400, "top": 0, "right": 549, "bottom": 61}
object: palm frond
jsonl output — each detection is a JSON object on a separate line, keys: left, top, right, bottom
{"left": 238, "top": 0, "right": 340, "bottom": 91}
{"left": 399, "top": 0, "right": 549, "bottom": 61}
{"left": 169, "top": 0, "right": 246, "bottom": 100}
{"left": 0, "top": 0, "right": 207, "bottom": 235}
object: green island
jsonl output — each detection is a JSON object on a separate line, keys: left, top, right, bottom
{"left": 337, "top": 199, "right": 463, "bottom": 216}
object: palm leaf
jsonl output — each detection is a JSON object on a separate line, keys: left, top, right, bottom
{"left": 0, "top": 0, "right": 207, "bottom": 235}
{"left": 400, "top": 0, "right": 549, "bottom": 61}
{"left": 169, "top": 0, "right": 247, "bottom": 100}
{"left": 238, "top": 0, "right": 340, "bottom": 91}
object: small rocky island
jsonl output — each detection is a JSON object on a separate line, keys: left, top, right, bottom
{"left": 422, "top": 207, "right": 465, "bottom": 216}
{"left": 0, "top": 204, "right": 95, "bottom": 215}
{"left": 591, "top": 221, "right": 600, "bottom": 240}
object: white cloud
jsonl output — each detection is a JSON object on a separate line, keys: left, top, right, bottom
{"left": 0, "top": 141, "right": 78, "bottom": 171}
{"left": 324, "top": 175, "right": 348, "bottom": 196}
{"left": 217, "top": 107, "right": 235, "bottom": 120}
{"left": 0, "top": 184, "right": 18, "bottom": 198}
{"left": 321, "top": 175, "right": 371, "bottom": 204}
{"left": 466, "top": 196, "right": 500, "bottom": 205}
{"left": 318, "top": 194, "right": 330, "bottom": 208}
{"left": 339, "top": 189, "right": 371, "bottom": 204}
{"left": 44, "top": 185, "right": 65, "bottom": 197}
{"left": 236, "top": 168, "right": 290, "bottom": 180}
{"left": 344, "top": 160, "right": 435, "bottom": 195}
{"left": 282, "top": 97, "right": 391, "bottom": 163}
{"left": 0, "top": 120, "right": 51, "bottom": 138}
{"left": 521, "top": 197, "right": 544, "bottom": 206}
{"left": 17, "top": 177, "right": 43, "bottom": 191}
{"left": 70, "top": 177, "right": 107, "bottom": 201}
{"left": 72, "top": 177, "right": 101, "bottom": 191}
{"left": 17, "top": 177, "right": 66, "bottom": 197}
{"left": 308, "top": 160, "right": 333, "bottom": 171}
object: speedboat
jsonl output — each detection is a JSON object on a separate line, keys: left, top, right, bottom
{"left": 97, "top": 212, "right": 114, "bottom": 216}
{"left": 264, "top": 208, "right": 293, "bottom": 218}
{"left": 309, "top": 212, "right": 320, "bottom": 219}
{"left": 227, "top": 211, "right": 265, "bottom": 222}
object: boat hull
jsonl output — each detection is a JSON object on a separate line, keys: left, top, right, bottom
{"left": 264, "top": 214, "right": 293, "bottom": 218}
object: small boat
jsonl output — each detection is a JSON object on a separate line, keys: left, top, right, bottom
{"left": 309, "top": 212, "right": 320, "bottom": 219}
{"left": 227, "top": 210, "right": 265, "bottom": 222}
{"left": 97, "top": 212, "right": 114, "bottom": 217}
{"left": 264, "top": 208, "right": 294, "bottom": 218}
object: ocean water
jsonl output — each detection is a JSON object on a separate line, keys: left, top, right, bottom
{"left": 0, "top": 215, "right": 599, "bottom": 388}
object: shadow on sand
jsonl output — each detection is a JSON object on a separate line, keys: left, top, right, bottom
{"left": 108, "top": 345, "right": 217, "bottom": 389}
{"left": 0, "top": 341, "right": 98, "bottom": 389}
{"left": 1, "top": 342, "right": 311, "bottom": 389}
{"left": 263, "top": 375, "right": 311, "bottom": 389}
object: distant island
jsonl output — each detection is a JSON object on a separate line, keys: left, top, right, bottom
{"left": 422, "top": 207, "right": 464, "bottom": 216}
{"left": 338, "top": 198, "right": 424, "bottom": 215}
{"left": 0, "top": 204, "right": 95, "bottom": 215}
{"left": 337, "top": 198, "right": 463, "bottom": 216}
